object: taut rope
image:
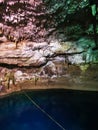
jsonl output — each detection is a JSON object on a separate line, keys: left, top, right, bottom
{"left": 23, "top": 91, "right": 66, "bottom": 130}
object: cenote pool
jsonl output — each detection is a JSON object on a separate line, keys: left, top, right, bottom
{"left": 0, "top": 89, "right": 98, "bottom": 130}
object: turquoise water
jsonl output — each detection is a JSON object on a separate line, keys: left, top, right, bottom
{"left": 0, "top": 89, "right": 98, "bottom": 130}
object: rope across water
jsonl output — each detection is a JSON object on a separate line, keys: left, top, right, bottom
{"left": 23, "top": 91, "right": 66, "bottom": 130}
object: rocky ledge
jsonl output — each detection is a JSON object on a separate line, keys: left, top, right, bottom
{"left": 0, "top": 63, "right": 98, "bottom": 97}
{"left": 0, "top": 37, "right": 98, "bottom": 67}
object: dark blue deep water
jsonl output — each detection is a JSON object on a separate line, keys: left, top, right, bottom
{"left": 0, "top": 89, "right": 98, "bottom": 130}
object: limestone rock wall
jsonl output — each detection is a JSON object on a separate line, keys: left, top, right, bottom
{"left": 0, "top": 0, "right": 97, "bottom": 80}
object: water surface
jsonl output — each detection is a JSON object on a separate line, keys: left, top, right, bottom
{"left": 0, "top": 89, "right": 98, "bottom": 130}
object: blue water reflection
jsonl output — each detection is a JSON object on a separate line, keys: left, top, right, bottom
{"left": 0, "top": 89, "right": 98, "bottom": 130}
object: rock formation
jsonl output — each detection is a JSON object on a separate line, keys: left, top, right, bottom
{"left": 0, "top": 0, "right": 97, "bottom": 84}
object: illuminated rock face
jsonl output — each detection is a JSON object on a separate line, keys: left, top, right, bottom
{"left": 0, "top": 0, "right": 98, "bottom": 89}
{"left": 0, "top": 0, "right": 97, "bottom": 74}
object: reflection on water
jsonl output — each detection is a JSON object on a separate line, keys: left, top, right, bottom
{"left": 0, "top": 89, "right": 98, "bottom": 130}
